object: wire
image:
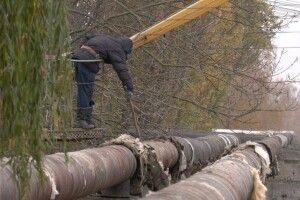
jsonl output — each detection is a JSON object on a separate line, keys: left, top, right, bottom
{"left": 70, "top": 59, "right": 104, "bottom": 62}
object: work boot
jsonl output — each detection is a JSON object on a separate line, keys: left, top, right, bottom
{"left": 76, "top": 119, "right": 95, "bottom": 129}
{"left": 85, "top": 107, "right": 95, "bottom": 127}
{"left": 74, "top": 108, "right": 95, "bottom": 129}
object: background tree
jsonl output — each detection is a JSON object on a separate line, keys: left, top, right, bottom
{"left": 67, "top": 0, "right": 298, "bottom": 134}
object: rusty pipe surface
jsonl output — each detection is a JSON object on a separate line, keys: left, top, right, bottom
{"left": 143, "top": 140, "right": 179, "bottom": 169}
{"left": 142, "top": 136, "right": 289, "bottom": 200}
{"left": 0, "top": 145, "right": 137, "bottom": 200}
{"left": 175, "top": 134, "right": 239, "bottom": 170}
{"left": 143, "top": 134, "right": 239, "bottom": 173}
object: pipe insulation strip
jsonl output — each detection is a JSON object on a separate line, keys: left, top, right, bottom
{"left": 0, "top": 145, "right": 137, "bottom": 200}
{"left": 275, "top": 134, "right": 289, "bottom": 147}
{"left": 142, "top": 136, "right": 286, "bottom": 200}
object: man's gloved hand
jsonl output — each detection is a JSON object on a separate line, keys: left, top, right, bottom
{"left": 125, "top": 90, "right": 134, "bottom": 100}
{"left": 123, "top": 84, "right": 134, "bottom": 100}
{"left": 123, "top": 85, "right": 133, "bottom": 100}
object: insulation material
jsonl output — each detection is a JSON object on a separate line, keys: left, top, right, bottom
{"left": 107, "top": 135, "right": 181, "bottom": 194}
{"left": 44, "top": 169, "right": 59, "bottom": 199}
{"left": 276, "top": 134, "right": 289, "bottom": 147}
{"left": 175, "top": 137, "right": 194, "bottom": 165}
{"left": 254, "top": 144, "right": 272, "bottom": 179}
{"left": 250, "top": 168, "right": 267, "bottom": 200}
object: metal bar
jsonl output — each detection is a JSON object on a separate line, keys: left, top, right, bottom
{"left": 69, "top": 59, "right": 103, "bottom": 62}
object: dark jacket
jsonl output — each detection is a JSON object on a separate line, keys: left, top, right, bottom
{"left": 72, "top": 33, "right": 134, "bottom": 92}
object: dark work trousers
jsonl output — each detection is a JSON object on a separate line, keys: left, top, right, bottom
{"left": 74, "top": 62, "right": 96, "bottom": 110}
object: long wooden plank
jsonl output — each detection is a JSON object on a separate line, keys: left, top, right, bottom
{"left": 130, "top": 0, "right": 228, "bottom": 49}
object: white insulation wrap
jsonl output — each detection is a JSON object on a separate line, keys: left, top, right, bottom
{"left": 276, "top": 134, "right": 289, "bottom": 147}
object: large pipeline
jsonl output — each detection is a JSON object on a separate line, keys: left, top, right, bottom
{"left": 0, "top": 145, "right": 137, "bottom": 200}
{"left": 104, "top": 134, "right": 240, "bottom": 193}
{"left": 0, "top": 132, "right": 291, "bottom": 199}
{"left": 142, "top": 135, "right": 290, "bottom": 200}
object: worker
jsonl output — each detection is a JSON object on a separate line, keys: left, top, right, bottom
{"left": 72, "top": 33, "right": 134, "bottom": 129}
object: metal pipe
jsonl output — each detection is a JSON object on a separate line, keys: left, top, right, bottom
{"left": 175, "top": 131, "right": 294, "bottom": 144}
{"left": 0, "top": 145, "right": 137, "bottom": 200}
{"left": 174, "top": 134, "right": 240, "bottom": 175}
{"left": 1, "top": 133, "right": 291, "bottom": 199}
{"left": 144, "top": 140, "right": 178, "bottom": 170}
{"left": 142, "top": 136, "right": 288, "bottom": 200}
{"left": 0, "top": 134, "right": 240, "bottom": 199}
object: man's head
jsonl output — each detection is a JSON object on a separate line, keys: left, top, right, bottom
{"left": 119, "top": 37, "right": 133, "bottom": 55}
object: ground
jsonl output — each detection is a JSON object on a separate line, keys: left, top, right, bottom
{"left": 266, "top": 133, "right": 300, "bottom": 200}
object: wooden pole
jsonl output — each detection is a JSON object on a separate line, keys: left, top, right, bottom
{"left": 130, "top": 0, "right": 228, "bottom": 49}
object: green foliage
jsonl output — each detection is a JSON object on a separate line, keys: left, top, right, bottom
{"left": 0, "top": 0, "right": 71, "bottom": 196}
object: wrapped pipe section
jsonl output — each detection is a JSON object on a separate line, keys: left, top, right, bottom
{"left": 0, "top": 145, "right": 137, "bottom": 200}
{"left": 143, "top": 140, "right": 178, "bottom": 170}
{"left": 116, "top": 134, "right": 240, "bottom": 193}
{"left": 181, "top": 130, "right": 294, "bottom": 145}
{"left": 174, "top": 134, "right": 240, "bottom": 175}
{"left": 142, "top": 136, "right": 289, "bottom": 200}
{"left": 212, "top": 130, "right": 294, "bottom": 144}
